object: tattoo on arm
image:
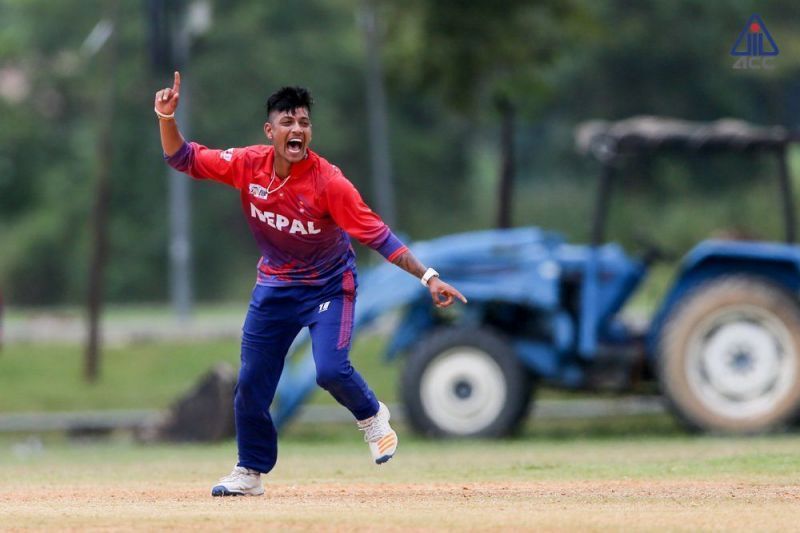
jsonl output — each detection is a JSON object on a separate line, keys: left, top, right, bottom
{"left": 391, "top": 250, "right": 426, "bottom": 278}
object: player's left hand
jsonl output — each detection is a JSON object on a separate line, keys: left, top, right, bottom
{"left": 428, "top": 277, "right": 467, "bottom": 308}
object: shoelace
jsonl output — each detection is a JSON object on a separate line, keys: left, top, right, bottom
{"left": 358, "top": 413, "right": 390, "bottom": 442}
{"left": 220, "top": 466, "right": 256, "bottom": 483}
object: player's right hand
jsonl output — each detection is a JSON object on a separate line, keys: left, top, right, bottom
{"left": 154, "top": 71, "right": 181, "bottom": 116}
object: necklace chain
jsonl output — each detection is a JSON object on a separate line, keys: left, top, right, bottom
{"left": 266, "top": 167, "right": 291, "bottom": 195}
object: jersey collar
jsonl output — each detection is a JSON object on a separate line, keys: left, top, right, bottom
{"left": 267, "top": 146, "right": 317, "bottom": 178}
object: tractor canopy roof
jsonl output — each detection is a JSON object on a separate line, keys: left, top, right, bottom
{"left": 576, "top": 116, "right": 797, "bottom": 161}
{"left": 574, "top": 116, "right": 799, "bottom": 244}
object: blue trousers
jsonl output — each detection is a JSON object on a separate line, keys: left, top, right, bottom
{"left": 235, "top": 269, "right": 379, "bottom": 473}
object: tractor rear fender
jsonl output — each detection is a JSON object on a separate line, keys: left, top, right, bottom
{"left": 647, "top": 241, "right": 800, "bottom": 360}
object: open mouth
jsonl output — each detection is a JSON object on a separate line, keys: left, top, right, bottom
{"left": 287, "top": 138, "right": 304, "bottom": 155}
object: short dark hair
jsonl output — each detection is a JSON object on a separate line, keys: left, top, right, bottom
{"left": 265, "top": 86, "right": 313, "bottom": 121}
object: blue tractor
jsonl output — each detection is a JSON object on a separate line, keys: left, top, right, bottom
{"left": 274, "top": 117, "right": 800, "bottom": 437}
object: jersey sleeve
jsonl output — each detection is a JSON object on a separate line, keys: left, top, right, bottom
{"left": 164, "top": 141, "right": 248, "bottom": 190}
{"left": 323, "top": 170, "right": 408, "bottom": 262}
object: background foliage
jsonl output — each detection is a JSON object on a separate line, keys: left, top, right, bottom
{"left": 1, "top": 0, "right": 799, "bottom": 305}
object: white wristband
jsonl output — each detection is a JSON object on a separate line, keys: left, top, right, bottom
{"left": 154, "top": 106, "right": 175, "bottom": 120}
{"left": 421, "top": 267, "right": 439, "bottom": 287}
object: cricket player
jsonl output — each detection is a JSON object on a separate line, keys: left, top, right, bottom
{"left": 154, "top": 72, "right": 466, "bottom": 496}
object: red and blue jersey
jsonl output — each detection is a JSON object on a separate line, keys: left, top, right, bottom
{"left": 166, "top": 141, "right": 407, "bottom": 286}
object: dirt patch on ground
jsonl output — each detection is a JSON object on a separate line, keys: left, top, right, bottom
{"left": 4, "top": 480, "right": 800, "bottom": 531}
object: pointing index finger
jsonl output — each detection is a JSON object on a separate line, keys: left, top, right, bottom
{"left": 451, "top": 287, "right": 468, "bottom": 304}
{"left": 172, "top": 71, "right": 181, "bottom": 92}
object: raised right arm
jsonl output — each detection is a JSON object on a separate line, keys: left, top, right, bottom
{"left": 154, "top": 71, "right": 246, "bottom": 189}
{"left": 154, "top": 71, "right": 184, "bottom": 156}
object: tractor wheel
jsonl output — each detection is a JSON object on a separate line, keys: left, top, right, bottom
{"left": 401, "top": 327, "right": 533, "bottom": 438}
{"left": 658, "top": 276, "right": 800, "bottom": 434}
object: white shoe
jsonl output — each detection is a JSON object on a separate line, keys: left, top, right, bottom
{"left": 357, "top": 402, "right": 398, "bottom": 464}
{"left": 211, "top": 465, "right": 264, "bottom": 497}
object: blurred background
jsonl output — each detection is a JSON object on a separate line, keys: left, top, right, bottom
{"left": 1, "top": 0, "right": 800, "bottom": 439}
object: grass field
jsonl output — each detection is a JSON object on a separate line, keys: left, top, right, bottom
{"left": 3, "top": 420, "right": 800, "bottom": 531}
{"left": 4, "top": 332, "right": 800, "bottom": 530}
{"left": 0, "top": 336, "right": 393, "bottom": 411}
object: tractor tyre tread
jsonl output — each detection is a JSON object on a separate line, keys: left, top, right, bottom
{"left": 400, "top": 326, "right": 533, "bottom": 438}
{"left": 658, "top": 275, "right": 800, "bottom": 434}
